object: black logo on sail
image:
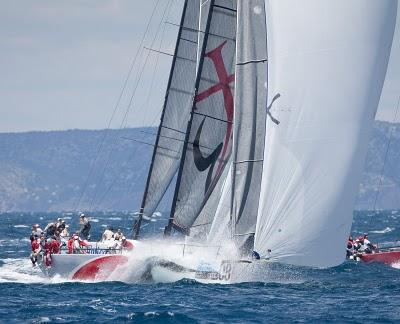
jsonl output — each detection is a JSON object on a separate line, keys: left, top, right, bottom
{"left": 193, "top": 118, "right": 223, "bottom": 194}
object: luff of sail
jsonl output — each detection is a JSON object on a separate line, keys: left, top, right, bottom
{"left": 169, "top": 0, "right": 237, "bottom": 233}
{"left": 255, "top": 0, "right": 397, "bottom": 267}
{"left": 230, "top": 0, "right": 268, "bottom": 250}
{"left": 136, "top": 0, "right": 201, "bottom": 237}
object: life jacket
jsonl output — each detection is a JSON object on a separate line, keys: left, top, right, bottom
{"left": 31, "top": 240, "right": 40, "bottom": 252}
{"left": 44, "top": 241, "right": 52, "bottom": 252}
{"left": 51, "top": 240, "right": 61, "bottom": 254}
{"left": 67, "top": 238, "right": 73, "bottom": 254}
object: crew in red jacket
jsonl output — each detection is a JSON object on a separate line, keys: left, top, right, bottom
{"left": 43, "top": 237, "right": 53, "bottom": 267}
{"left": 51, "top": 237, "right": 61, "bottom": 254}
{"left": 30, "top": 237, "right": 41, "bottom": 266}
{"left": 67, "top": 236, "right": 74, "bottom": 254}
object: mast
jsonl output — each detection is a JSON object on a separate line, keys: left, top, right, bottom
{"left": 229, "top": 0, "right": 240, "bottom": 242}
{"left": 165, "top": 0, "right": 216, "bottom": 236}
{"left": 134, "top": 0, "right": 198, "bottom": 239}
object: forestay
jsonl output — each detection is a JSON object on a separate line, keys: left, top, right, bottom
{"left": 169, "top": 0, "right": 237, "bottom": 233}
{"left": 255, "top": 0, "right": 397, "bottom": 267}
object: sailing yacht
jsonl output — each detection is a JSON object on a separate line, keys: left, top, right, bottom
{"left": 36, "top": 0, "right": 397, "bottom": 281}
{"left": 134, "top": 0, "right": 397, "bottom": 281}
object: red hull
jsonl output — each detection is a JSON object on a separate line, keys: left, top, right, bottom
{"left": 72, "top": 255, "right": 129, "bottom": 280}
{"left": 361, "top": 251, "right": 400, "bottom": 265}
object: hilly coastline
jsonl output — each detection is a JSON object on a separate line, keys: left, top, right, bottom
{"left": 0, "top": 121, "right": 399, "bottom": 212}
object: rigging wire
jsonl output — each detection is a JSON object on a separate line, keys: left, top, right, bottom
{"left": 95, "top": 106, "right": 165, "bottom": 212}
{"left": 74, "top": 0, "right": 162, "bottom": 212}
{"left": 89, "top": 0, "right": 174, "bottom": 211}
{"left": 95, "top": 0, "right": 175, "bottom": 212}
{"left": 137, "top": 3, "right": 174, "bottom": 127}
{"left": 80, "top": 1, "right": 167, "bottom": 211}
{"left": 372, "top": 95, "right": 400, "bottom": 212}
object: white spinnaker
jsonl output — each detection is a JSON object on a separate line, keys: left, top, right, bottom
{"left": 255, "top": 0, "right": 397, "bottom": 268}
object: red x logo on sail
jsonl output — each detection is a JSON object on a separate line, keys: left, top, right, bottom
{"left": 193, "top": 40, "right": 235, "bottom": 194}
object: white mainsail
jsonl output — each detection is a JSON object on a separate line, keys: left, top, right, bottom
{"left": 254, "top": 0, "right": 397, "bottom": 267}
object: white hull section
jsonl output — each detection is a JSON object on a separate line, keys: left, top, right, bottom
{"left": 38, "top": 240, "right": 137, "bottom": 280}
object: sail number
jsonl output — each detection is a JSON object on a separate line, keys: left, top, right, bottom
{"left": 219, "top": 261, "right": 232, "bottom": 281}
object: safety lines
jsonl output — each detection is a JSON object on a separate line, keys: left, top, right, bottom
{"left": 74, "top": 0, "right": 175, "bottom": 212}
{"left": 74, "top": 0, "right": 162, "bottom": 212}
{"left": 88, "top": 0, "right": 176, "bottom": 212}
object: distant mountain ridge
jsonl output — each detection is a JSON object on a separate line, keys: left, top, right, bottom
{"left": 0, "top": 121, "right": 399, "bottom": 212}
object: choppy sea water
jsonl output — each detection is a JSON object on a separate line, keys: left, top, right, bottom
{"left": 1, "top": 211, "right": 400, "bottom": 323}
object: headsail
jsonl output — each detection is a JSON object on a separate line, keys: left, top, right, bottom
{"left": 135, "top": 0, "right": 201, "bottom": 237}
{"left": 255, "top": 0, "right": 397, "bottom": 267}
{"left": 230, "top": 0, "right": 268, "bottom": 250}
{"left": 167, "top": 0, "right": 237, "bottom": 234}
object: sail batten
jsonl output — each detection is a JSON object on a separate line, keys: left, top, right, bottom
{"left": 167, "top": 0, "right": 237, "bottom": 235}
{"left": 135, "top": 0, "right": 201, "bottom": 238}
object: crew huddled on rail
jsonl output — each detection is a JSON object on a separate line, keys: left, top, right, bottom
{"left": 346, "top": 234, "right": 377, "bottom": 260}
{"left": 29, "top": 214, "right": 133, "bottom": 268}
{"left": 100, "top": 227, "right": 129, "bottom": 249}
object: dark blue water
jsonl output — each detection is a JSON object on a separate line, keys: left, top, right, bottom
{"left": 1, "top": 211, "right": 400, "bottom": 323}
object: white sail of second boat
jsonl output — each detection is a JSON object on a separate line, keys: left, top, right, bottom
{"left": 255, "top": 0, "right": 397, "bottom": 268}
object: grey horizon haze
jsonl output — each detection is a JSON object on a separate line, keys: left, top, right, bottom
{"left": 1, "top": 0, "right": 400, "bottom": 133}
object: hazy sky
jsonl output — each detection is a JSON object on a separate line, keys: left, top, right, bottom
{"left": 1, "top": 1, "right": 400, "bottom": 133}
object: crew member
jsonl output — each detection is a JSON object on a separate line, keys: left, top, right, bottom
{"left": 31, "top": 224, "right": 43, "bottom": 239}
{"left": 56, "top": 218, "right": 66, "bottom": 232}
{"left": 60, "top": 225, "right": 70, "bottom": 244}
{"left": 114, "top": 229, "right": 123, "bottom": 240}
{"left": 79, "top": 213, "right": 91, "bottom": 240}
{"left": 44, "top": 221, "right": 57, "bottom": 238}
{"left": 361, "top": 234, "right": 375, "bottom": 254}
{"left": 102, "top": 226, "right": 114, "bottom": 242}
{"left": 43, "top": 237, "right": 53, "bottom": 267}
{"left": 51, "top": 236, "right": 61, "bottom": 254}
{"left": 30, "top": 236, "right": 41, "bottom": 266}
{"left": 67, "top": 235, "right": 74, "bottom": 254}
{"left": 346, "top": 236, "right": 354, "bottom": 258}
